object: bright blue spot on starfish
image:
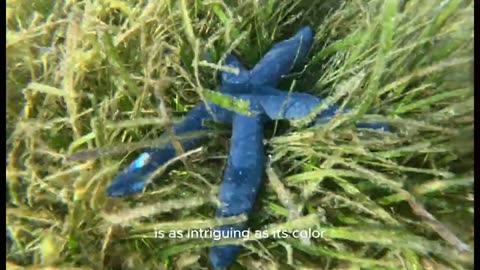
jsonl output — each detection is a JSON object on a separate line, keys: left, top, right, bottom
{"left": 127, "top": 152, "right": 151, "bottom": 170}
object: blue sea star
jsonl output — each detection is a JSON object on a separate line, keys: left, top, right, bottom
{"left": 105, "top": 26, "right": 390, "bottom": 269}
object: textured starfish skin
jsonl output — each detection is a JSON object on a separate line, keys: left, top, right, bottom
{"left": 209, "top": 113, "right": 265, "bottom": 269}
{"left": 105, "top": 26, "right": 390, "bottom": 269}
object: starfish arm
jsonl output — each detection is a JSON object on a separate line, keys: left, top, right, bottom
{"left": 314, "top": 106, "right": 391, "bottom": 131}
{"left": 257, "top": 92, "right": 390, "bottom": 130}
{"left": 227, "top": 90, "right": 326, "bottom": 120}
{"left": 249, "top": 26, "right": 313, "bottom": 87}
{"left": 220, "top": 54, "right": 250, "bottom": 94}
{"left": 106, "top": 103, "right": 234, "bottom": 197}
{"left": 260, "top": 93, "right": 323, "bottom": 119}
{"left": 210, "top": 114, "right": 265, "bottom": 269}
{"left": 226, "top": 89, "right": 391, "bottom": 131}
